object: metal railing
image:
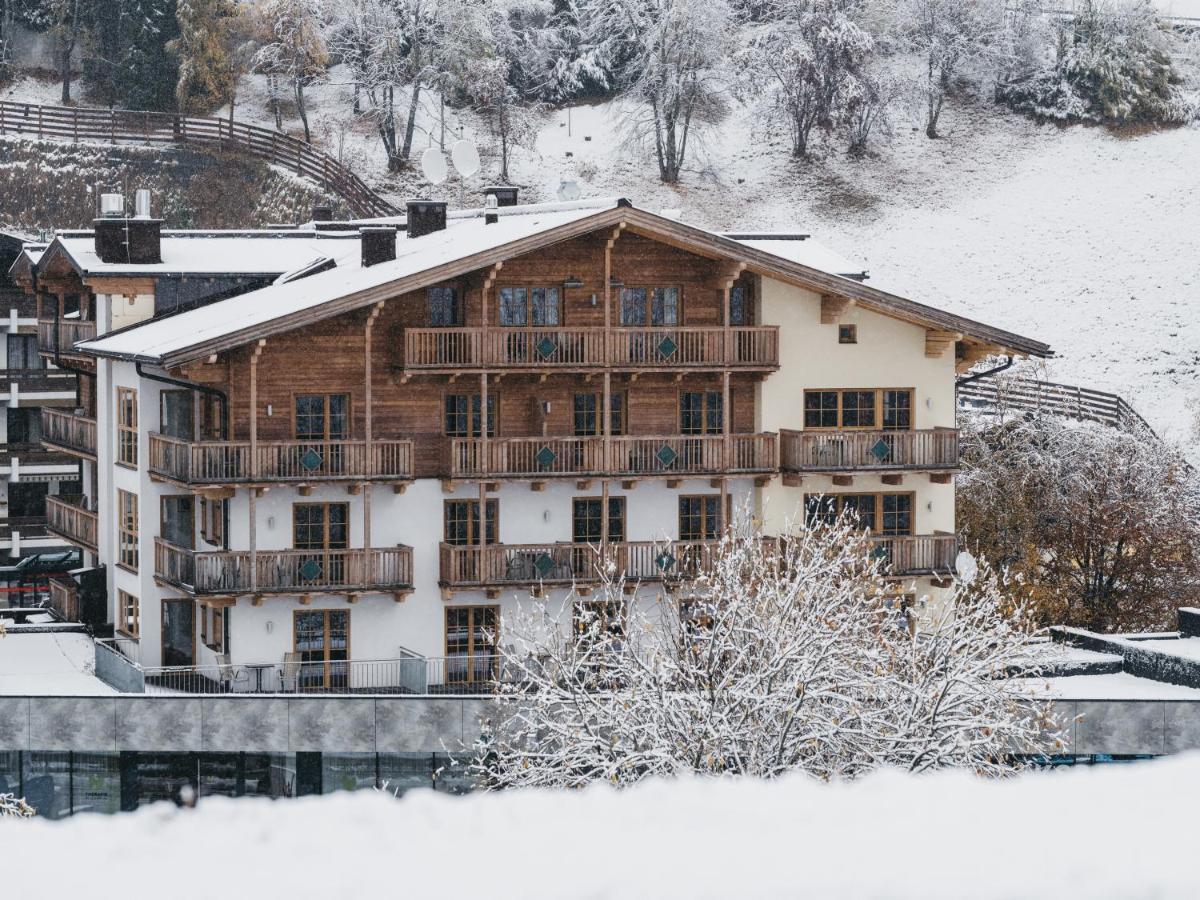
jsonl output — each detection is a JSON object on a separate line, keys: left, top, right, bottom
{"left": 0, "top": 101, "right": 398, "bottom": 218}
{"left": 44, "top": 496, "right": 98, "bottom": 552}
{"left": 41, "top": 409, "right": 97, "bottom": 458}
{"left": 439, "top": 540, "right": 721, "bottom": 588}
{"left": 403, "top": 325, "right": 780, "bottom": 369}
{"left": 447, "top": 432, "right": 778, "bottom": 479}
{"left": 148, "top": 433, "right": 415, "bottom": 484}
{"left": 780, "top": 429, "right": 958, "bottom": 473}
{"left": 154, "top": 538, "right": 414, "bottom": 595}
{"left": 141, "top": 655, "right": 502, "bottom": 695}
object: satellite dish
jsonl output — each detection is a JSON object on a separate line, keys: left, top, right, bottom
{"left": 955, "top": 551, "right": 978, "bottom": 584}
{"left": 557, "top": 179, "right": 581, "bottom": 202}
{"left": 450, "top": 139, "right": 480, "bottom": 178}
{"left": 420, "top": 147, "right": 448, "bottom": 185}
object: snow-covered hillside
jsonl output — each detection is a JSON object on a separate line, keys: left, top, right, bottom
{"left": 5, "top": 757, "right": 1200, "bottom": 898}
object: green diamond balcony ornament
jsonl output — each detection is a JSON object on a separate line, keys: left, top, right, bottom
{"left": 656, "top": 444, "right": 678, "bottom": 467}
{"left": 535, "top": 445, "right": 557, "bottom": 468}
{"left": 536, "top": 336, "right": 558, "bottom": 360}
{"left": 299, "top": 558, "right": 323, "bottom": 581}
{"left": 870, "top": 545, "right": 890, "bottom": 561}
{"left": 534, "top": 552, "right": 555, "bottom": 578}
{"left": 300, "top": 447, "right": 324, "bottom": 472}
{"left": 657, "top": 335, "right": 678, "bottom": 358}
{"left": 655, "top": 551, "right": 676, "bottom": 572}
{"left": 870, "top": 438, "right": 891, "bottom": 463}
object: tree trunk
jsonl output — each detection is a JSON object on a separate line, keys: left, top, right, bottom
{"left": 295, "top": 78, "right": 311, "bottom": 143}
{"left": 400, "top": 79, "right": 421, "bottom": 164}
{"left": 60, "top": 43, "right": 72, "bottom": 104}
{"left": 353, "top": 82, "right": 361, "bottom": 115}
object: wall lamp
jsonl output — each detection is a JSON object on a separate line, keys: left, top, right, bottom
{"left": 563, "top": 276, "right": 584, "bottom": 289}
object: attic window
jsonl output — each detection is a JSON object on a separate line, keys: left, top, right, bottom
{"left": 838, "top": 324, "right": 857, "bottom": 344}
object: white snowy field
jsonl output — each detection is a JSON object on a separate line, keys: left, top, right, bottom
{"left": 3, "top": 756, "right": 1198, "bottom": 899}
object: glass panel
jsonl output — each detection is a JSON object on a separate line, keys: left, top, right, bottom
{"left": 322, "top": 753, "right": 376, "bottom": 794}
{"left": 651, "top": 287, "right": 678, "bottom": 325}
{"left": 841, "top": 495, "right": 877, "bottom": 531}
{"left": 531, "top": 287, "right": 560, "bottom": 326}
{"left": 883, "top": 390, "right": 912, "bottom": 431}
{"left": 159, "top": 390, "right": 195, "bottom": 441}
{"left": 161, "top": 495, "right": 194, "bottom": 550}
{"left": 573, "top": 393, "right": 597, "bottom": 436}
{"left": 805, "top": 495, "right": 837, "bottom": 528}
{"left": 620, "top": 288, "right": 647, "bottom": 326}
{"left": 705, "top": 391, "right": 723, "bottom": 434}
{"left": 7, "top": 408, "right": 41, "bottom": 444}
{"left": 498, "top": 287, "right": 527, "bottom": 326}
{"left": 573, "top": 499, "right": 602, "bottom": 543}
{"left": 804, "top": 392, "right": 839, "bottom": 428}
{"left": 327, "top": 505, "right": 349, "bottom": 549}
{"left": 882, "top": 494, "right": 912, "bottom": 535}
{"left": 9, "top": 481, "right": 47, "bottom": 518}
{"left": 161, "top": 600, "right": 194, "bottom": 667}
{"left": 680, "top": 392, "right": 702, "bottom": 434}
{"left": 427, "top": 286, "right": 460, "bottom": 326}
{"left": 729, "top": 284, "right": 748, "bottom": 326}
{"left": 379, "top": 753, "right": 436, "bottom": 797}
{"left": 327, "top": 395, "right": 349, "bottom": 440}
{"left": 841, "top": 391, "right": 876, "bottom": 428}
{"left": 295, "top": 395, "right": 326, "bottom": 441}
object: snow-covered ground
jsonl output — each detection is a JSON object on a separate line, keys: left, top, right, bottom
{"left": 4, "top": 757, "right": 1200, "bottom": 898}
{"left": 0, "top": 631, "right": 114, "bottom": 695}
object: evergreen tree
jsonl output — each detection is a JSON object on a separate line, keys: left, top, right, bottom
{"left": 170, "top": 0, "right": 237, "bottom": 114}
{"left": 85, "top": 0, "right": 180, "bottom": 110}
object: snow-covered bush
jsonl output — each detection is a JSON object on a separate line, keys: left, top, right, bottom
{"left": 997, "top": 0, "right": 1198, "bottom": 125}
{"left": 1, "top": 793, "right": 34, "bottom": 817}
{"left": 958, "top": 397, "right": 1200, "bottom": 632}
{"left": 473, "top": 519, "right": 1059, "bottom": 789}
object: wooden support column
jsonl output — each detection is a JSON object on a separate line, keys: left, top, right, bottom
{"left": 249, "top": 340, "right": 265, "bottom": 592}
{"left": 480, "top": 371, "right": 489, "bottom": 479}
{"left": 600, "top": 478, "right": 610, "bottom": 563}
{"left": 722, "top": 370, "right": 731, "bottom": 472}
{"left": 604, "top": 223, "right": 624, "bottom": 365}
{"left": 720, "top": 476, "right": 729, "bottom": 535}
{"left": 602, "top": 370, "right": 612, "bottom": 475}
{"left": 364, "top": 300, "right": 384, "bottom": 475}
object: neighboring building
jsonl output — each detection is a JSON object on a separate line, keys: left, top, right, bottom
{"left": 20, "top": 191, "right": 1049, "bottom": 687}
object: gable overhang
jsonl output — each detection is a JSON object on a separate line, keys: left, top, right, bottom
{"left": 85, "top": 203, "right": 1051, "bottom": 368}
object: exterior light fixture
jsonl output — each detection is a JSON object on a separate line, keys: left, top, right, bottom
{"left": 563, "top": 276, "right": 584, "bottom": 289}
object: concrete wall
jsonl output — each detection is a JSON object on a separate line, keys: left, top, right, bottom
{"left": 1049, "top": 700, "right": 1200, "bottom": 756}
{"left": 0, "top": 695, "right": 492, "bottom": 753}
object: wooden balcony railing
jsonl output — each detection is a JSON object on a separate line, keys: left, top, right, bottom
{"left": 403, "top": 326, "right": 779, "bottom": 369}
{"left": 869, "top": 534, "right": 957, "bottom": 576}
{"left": 447, "top": 433, "right": 778, "bottom": 479}
{"left": 37, "top": 319, "right": 96, "bottom": 354}
{"left": 148, "top": 434, "right": 415, "bottom": 485}
{"left": 780, "top": 429, "right": 959, "bottom": 473}
{"left": 45, "top": 496, "right": 98, "bottom": 552}
{"left": 154, "top": 538, "right": 414, "bottom": 595}
{"left": 41, "top": 409, "right": 97, "bottom": 458}
{"left": 0, "top": 368, "right": 77, "bottom": 394}
{"left": 439, "top": 539, "right": 720, "bottom": 589}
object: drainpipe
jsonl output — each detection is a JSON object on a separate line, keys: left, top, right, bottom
{"left": 955, "top": 355, "right": 1014, "bottom": 387}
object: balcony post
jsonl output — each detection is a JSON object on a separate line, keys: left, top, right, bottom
{"left": 480, "top": 372, "right": 489, "bottom": 477}
{"left": 364, "top": 300, "right": 384, "bottom": 476}
{"left": 722, "top": 370, "right": 731, "bottom": 471}
{"left": 249, "top": 339, "right": 264, "bottom": 593}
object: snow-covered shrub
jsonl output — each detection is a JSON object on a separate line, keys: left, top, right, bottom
{"left": 1, "top": 793, "right": 33, "bottom": 818}
{"left": 958, "top": 397, "right": 1200, "bottom": 632}
{"left": 997, "top": 0, "right": 1199, "bottom": 125}
{"left": 473, "top": 519, "right": 1059, "bottom": 789}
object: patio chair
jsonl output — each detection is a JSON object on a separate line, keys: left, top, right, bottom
{"left": 278, "top": 651, "right": 302, "bottom": 692}
{"left": 214, "top": 654, "right": 249, "bottom": 693}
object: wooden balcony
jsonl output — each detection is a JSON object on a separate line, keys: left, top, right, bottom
{"left": 37, "top": 319, "right": 96, "bottom": 356}
{"left": 41, "top": 409, "right": 97, "bottom": 459}
{"left": 870, "top": 534, "right": 957, "bottom": 576}
{"left": 447, "top": 433, "right": 778, "bottom": 480}
{"left": 402, "top": 326, "right": 779, "bottom": 371}
{"left": 154, "top": 538, "right": 414, "bottom": 597}
{"left": 0, "top": 368, "right": 77, "bottom": 395}
{"left": 780, "top": 429, "right": 959, "bottom": 474}
{"left": 45, "top": 496, "right": 98, "bottom": 553}
{"left": 148, "top": 434, "right": 415, "bottom": 486}
{"left": 439, "top": 539, "right": 720, "bottom": 591}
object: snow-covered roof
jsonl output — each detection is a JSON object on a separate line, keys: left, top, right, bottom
{"left": 80, "top": 197, "right": 1052, "bottom": 365}
{"left": 726, "top": 235, "right": 867, "bottom": 280}
{"left": 0, "top": 630, "right": 115, "bottom": 696}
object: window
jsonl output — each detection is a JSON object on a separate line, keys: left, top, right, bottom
{"left": 498, "top": 286, "right": 560, "bottom": 326}
{"left": 729, "top": 281, "right": 753, "bottom": 326}
{"left": 679, "top": 495, "right": 722, "bottom": 541}
{"left": 199, "top": 496, "right": 225, "bottom": 546}
{"left": 620, "top": 286, "right": 679, "bottom": 326}
{"left": 199, "top": 394, "right": 224, "bottom": 441}
{"left": 444, "top": 394, "right": 496, "bottom": 437}
{"left": 572, "top": 497, "right": 625, "bottom": 543}
{"left": 446, "top": 606, "right": 498, "bottom": 686}
{"left": 6, "top": 408, "right": 42, "bottom": 446}
{"left": 293, "top": 503, "right": 349, "bottom": 550}
{"left": 803, "top": 389, "right": 914, "bottom": 431}
{"left": 6, "top": 334, "right": 41, "bottom": 370}
{"left": 427, "top": 285, "right": 461, "bottom": 326}
{"left": 804, "top": 493, "right": 913, "bottom": 535}
{"left": 838, "top": 324, "right": 857, "bottom": 344}
{"left": 159, "top": 390, "right": 194, "bottom": 441}
{"left": 443, "top": 499, "right": 498, "bottom": 545}
{"left": 117, "top": 387, "right": 138, "bottom": 466}
{"left": 573, "top": 599, "right": 625, "bottom": 653}
{"left": 295, "top": 394, "right": 349, "bottom": 441}
{"left": 117, "top": 489, "right": 138, "bottom": 570}
{"left": 680, "top": 391, "right": 723, "bottom": 435}
{"left": 8, "top": 482, "right": 48, "bottom": 518}
{"left": 160, "top": 495, "right": 194, "bottom": 550}
{"left": 573, "top": 392, "right": 625, "bottom": 436}
{"left": 295, "top": 609, "right": 350, "bottom": 690}
{"left": 118, "top": 590, "right": 139, "bottom": 639}
{"left": 202, "top": 606, "right": 225, "bottom": 653}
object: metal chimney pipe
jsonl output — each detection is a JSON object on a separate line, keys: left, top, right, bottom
{"left": 134, "top": 189, "right": 152, "bottom": 219}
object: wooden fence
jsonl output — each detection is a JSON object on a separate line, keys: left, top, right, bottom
{"left": 957, "top": 377, "right": 1154, "bottom": 436}
{"left": 0, "top": 101, "right": 399, "bottom": 219}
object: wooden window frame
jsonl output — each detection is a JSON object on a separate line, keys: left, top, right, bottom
{"left": 293, "top": 608, "right": 352, "bottom": 690}
{"left": 802, "top": 388, "right": 915, "bottom": 431}
{"left": 426, "top": 283, "right": 463, "bottom": 327}
{"left": 444, "top": 605, "right": 499, "bottom": 684}
{"left": 838, "top": 324, "right": 858, "bottom": 344}
{"left": 199, "top": 496, "right": 225, "bottom": 547}
{"left": 159, "top": 494, "right": 195, "bottom": 551}
{"left": 292, "top": 502, "right": 350, "bottom": 551}
{"left": 496, "top": 284, "right": 563, "bottom": 327}
{"left": 158, "top": 389, "right": 195, "bottom": 441}
{"left": 443, "top": 391, "right": 497, "bottom": 437}
{"left": 571, "top": 496, "right": 626, "bottom": 544}
{"left": 803, "top": 492, "right": 915, "bottom": 536}
{"left": 618, "top": 284, "right": 682, "bottom": 327}
{"left": 443, "top": 499, "right": 499, "bottom": 545}
{"left": 117, "top": 589, "right": 139, "bottom": 639}
{"left": 292, "top": 393, "right": 351, "bottom": 442}
{"left": 572, "top": 391, "right": 627, "bottom": 437}
{"left": 678, "top": 494, "right": 723, "bottom": 541}
{"left": 116, "top": 387, "right": 138, "bottom": 468}
{"left": 117, "top": 489, "right": 138, "bottom": 572}
{"left": 679, "top": 389, "right": 724, "bottom": 435}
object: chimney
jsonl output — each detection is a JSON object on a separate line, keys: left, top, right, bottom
{"left": 483, "top": 185, "right": 518, "bottom": 208}
{"left": 406, "top": 199, "right": 447, "bottom": 239}
{"left": 94, "top": 190, "right": 162, "bottom": 265}
{"left": 311, "top": 204, "right": 334, "bottom": 223}
{"left": 360, "top": 226, "right": 397, "bottom": 268}
{"left": 484, "top": 194, "right": 499, "bottom": 225}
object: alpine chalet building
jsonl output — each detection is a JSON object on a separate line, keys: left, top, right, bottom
{"left": 19, "top": 193, "right": 1049, "bottom": 689}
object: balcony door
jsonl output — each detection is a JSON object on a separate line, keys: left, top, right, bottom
{"left": 159, "top": 390, "right": 195, "bottom": 441}
{"left": 7, "top": 334, "right": 41, "bottom": 370}
{"left": 294, "top": 394, "right": 349, "bottom": 476}
{"left": 572, "top": 497, "right": 625, "bottom": 578}
{"left": 680, "top": 391, "right": 723, "bottom": 468}
{"left": 446, "top": 606, "right": 497, "bottom": 688}
{"left": 294, "top": 609, "right": 349, "bottom": 690}
{"left": 293, "top": 503, "right": 349, "bottom": 587}
{"left": 443, "top": 500, "right": 498, "bottom": 584}
{"left": 161, "top": 599, "right": 194, "bottom": 667}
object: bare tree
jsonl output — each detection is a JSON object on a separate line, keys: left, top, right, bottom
{"left": 254, "top": 0, "right": 328, "bottom": 143}
{"left": 474, "top": 519, "right": 1059, "bottom": 788}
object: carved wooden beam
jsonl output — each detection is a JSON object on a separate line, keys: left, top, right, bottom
{"left": 925, "top": 330, "right": 962, "bottom": 358}
{"left": 820, "top": 295, "right": 854, "bottom": 324}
